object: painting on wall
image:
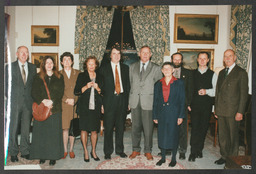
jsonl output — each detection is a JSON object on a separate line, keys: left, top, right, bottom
{"left": 31, "top": 25, "right": 59, "bottom": 46}
{"left": 31, "top": 53, "right": 59, "bottom": 71}
{"left": 174, "top": 14, "right": 219, "bottom": 44}
{"left": 177, "top": 48, "right": 214, "bottom": 70}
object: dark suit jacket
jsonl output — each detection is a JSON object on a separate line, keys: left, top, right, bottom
{"left": 215, "top": 65, "right": 248, "bottom": 117}
{"left": 8, "top": 60, "right": 37, "bottom": 112}
{"left": 180, "top": 67, "right": 194, "bottom": 108}
{"left": 99, "top": 62, "right": 130, "bottom": 113}
{"left": 74, "top": 71, "right": 103, "bottom": 115}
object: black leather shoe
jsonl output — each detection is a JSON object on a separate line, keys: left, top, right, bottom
{"left": 11, "top": 156, "right": 18, "bottom": 162}
{"left": 21, "top": 154, "right": 30, "bottom": 160}
{"left": 90, "top": 152, "right": 100, "bottom": 161}
{"left": 169, "top": 160, "right": 177, "bottom": 167}
{"left": 196, "top": 152, "right": 203, "bottom": 158}
{"left": 214, "top": 158, "right": 226, "bottom": 165}
{"left": 179, "top": 153, "right": 185, "bottom": 160}
{"left": 39, "top": 159, "right": 45, "bottom": 164}
{"left": 116, "top": 152, "right": 127, "bottom": 158}
{"left": 188, "top": 154, "right": 196, "bottom": 162}
{"left": 49, "top": 160, "right": 56, "bottom": 166}
{"left": 104, "top": 155, "right": 111, "bottom": 160}
{"left": 156, "top": 159, "right": 166, "bottom": 166}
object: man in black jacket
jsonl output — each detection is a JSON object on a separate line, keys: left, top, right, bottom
{"left": 100, "top": 46, "right": 130, "bottom": 160}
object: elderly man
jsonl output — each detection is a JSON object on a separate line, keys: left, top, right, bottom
{"left": 7, "top": 46, "right": 36, "bottom": 162}
{"left": 214, "top": 49, "right": 248, "bottom": 165}
{"left": 129, "top": 46, "right": 162, "bottom": 160}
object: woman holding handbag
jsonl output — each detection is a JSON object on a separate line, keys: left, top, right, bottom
{"left": 59, "top": 52, "right": 80, "bottom": 159}
{"left": 30, "top": 56, "right": 64, "bottom": 166}
{"left": 74, "top": 56, "right": 103, "bottom": 162}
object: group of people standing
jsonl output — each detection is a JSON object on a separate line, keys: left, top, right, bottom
{"left": 7, "top": 45, "right": 248, "bottom": 168}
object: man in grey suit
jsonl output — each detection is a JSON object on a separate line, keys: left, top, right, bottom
{"left": 7, "top": 46, "right": 36, "bottom": 162}
{"left": 129, "top": 46, "right": 162, "bottom": 160}
{"left": 214, "top": 49, "right": 248, "bottom": 165}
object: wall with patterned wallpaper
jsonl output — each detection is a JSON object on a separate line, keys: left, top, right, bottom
{"left": 5, "top": 5, "right": 234, "bottom": 71}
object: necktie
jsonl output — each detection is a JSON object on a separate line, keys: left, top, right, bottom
{"left": 115, "top": 65, "right": 121, "bottom": 94}
{"left": 140, "top": 63, "right": 145, "bottom": 81}
{"left": 21, "top": 65, "right": 26, "bottom": 84}
{"left": 224, "top": 67, "right": 229, "bottom": 78}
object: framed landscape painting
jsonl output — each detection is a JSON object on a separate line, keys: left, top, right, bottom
{"left": 31, "top": 53, "right": 59, "bottom": 71}
{"left": 177, "top": 48, "right": 214, "bottom": 70}
{"left": 31, "top": 25, "right": 59, "bottom": 46}
{"left": 174, "top": 14, "right": 219, "bottom": 44}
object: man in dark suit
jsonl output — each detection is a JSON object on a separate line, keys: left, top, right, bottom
{"left": 170, "top": 52, "right": 193, "bottom": 160}
{"left": 100, "top": 46, "right": 130, "bottom": 160}
{"left": 214, "top": 49, "right": 248, "bottom": 165}
{"left": 7, "top": 46, "right": 37, "bottom": 162}
{"left": 129, "top": 46, "right": 162, "bottom": 161}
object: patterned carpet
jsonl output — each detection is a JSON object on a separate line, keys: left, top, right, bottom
{"left": 4, "top": 126, "right": 245, "bottom": 170}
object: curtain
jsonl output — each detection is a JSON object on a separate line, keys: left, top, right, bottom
{"left": 130, "top": 6, "right": 170, "bottom": 65}
{"left": 74, "top": 6, "right": 114, "bottom": 70}
{"left": 230, "top": 5, "right": 252, "bottom": 70}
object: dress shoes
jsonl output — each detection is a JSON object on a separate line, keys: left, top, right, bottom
{"left": 49, "top": 160, "right": 56, "bottom": 166}
{"left": 62, "top": 152, "right": 68, "bottom": 159}
{"left": 84, "top": 154, "right": 90, "bottom": 162}
{"left": 196, "top": 152, "right": 203, "bottom": 158}
{"left": 11, "top": 156, "right": 18, "bottom": 162}
{"left": 90, "top": 152, "right": 100, "bottom": 161}
{"left": 104, "top": 155, "right": 111, "bottom": 160}
{"left": 214, "top": 158, "right": 226, "bottom": 165}
{"left": 144, "top": 153, "right": 153, "bottom": 160}
{"left": 156, "top": 159, "right": 166, "bottom": 166}
{"left": 116, "top": 152, "right": 127, "bottom": 158}
{"left": 188, "top": 154, "right": 196, "bottom": 162}
{"left": 129, "top": 151, "right": 140, "bottom": 159}
{"left": 169, "top": 160, "right": 177, "bottom": 167}
{"left": 39, "top": 159, "right": 45, "bottom": 164}
{"left": 69, "top": 152, "right": 75, "bottom": 159}
{"left": 21, "top": 154, "right": 30, "bottom": 160}
{"left": 179, "top": 153, "right": 186, "bottom": 160}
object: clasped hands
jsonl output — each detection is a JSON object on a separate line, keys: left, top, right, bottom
{"left": 42, "top": 99, "right": 53, "bottom": 108}
{"left": 82, "top": 81, "right": 100, "bottom": 93}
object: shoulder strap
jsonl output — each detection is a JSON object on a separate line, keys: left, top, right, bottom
{"left": 42, "top": 78, "right": 51, "bottom": 100}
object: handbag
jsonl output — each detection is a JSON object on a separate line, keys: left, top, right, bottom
{"left": 32, "top": 78, "right": 52, "bottom": 121}
{"left": 69, "top": 100, "right": 81, "bottom": 137}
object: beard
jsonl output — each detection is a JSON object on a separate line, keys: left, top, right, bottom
{"left": 173, "top": 62, "right": 183, "bottom": 68}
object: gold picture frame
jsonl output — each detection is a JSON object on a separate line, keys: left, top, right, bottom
{"left": 177, "top": 48, "right": 214, "bottom": 70}
{"left": 31, "top": 53, "right": 59, "bottom": 71}
{"left": 174, "top": 14, "right": 219, "bottom": 44}
{"left": 31, "top": 25, "right": 59, "bottom": 46}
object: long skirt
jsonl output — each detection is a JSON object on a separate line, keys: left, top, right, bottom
{"left": 30, "top": 112, "right": 64, "bottom": 160}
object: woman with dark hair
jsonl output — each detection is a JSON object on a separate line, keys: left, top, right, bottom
{"left": 74, "top": 56, "right": 103, "bottom": 162}
{"left": 153, "top": 62, "right": 185, "bottom": 167}
{"left": 59, "top": 52, "right": 80, "bottom": 159}
{"left": 30, "top": 56, "right": 64, "bottom": 166}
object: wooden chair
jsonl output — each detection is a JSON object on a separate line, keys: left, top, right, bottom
{"left": 187, "top": 113, "right": 218, "bottom": 147}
